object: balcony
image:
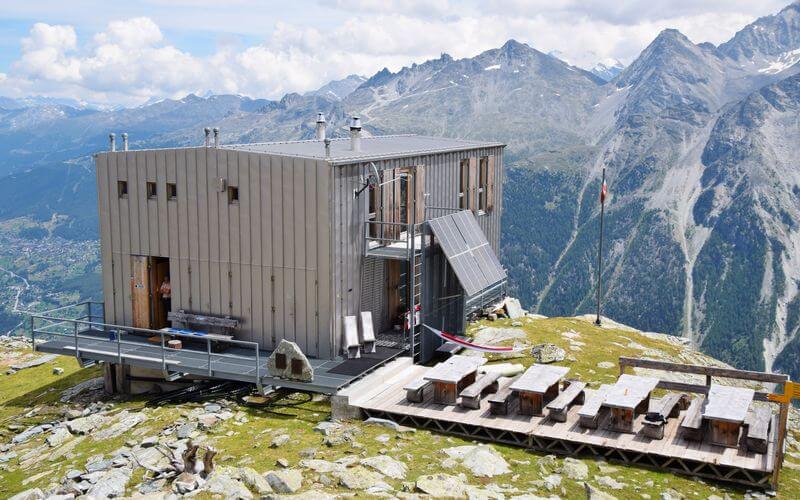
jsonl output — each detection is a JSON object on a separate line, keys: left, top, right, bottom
{"left": 29, "top": 302, "right": 403, "bottom": 394}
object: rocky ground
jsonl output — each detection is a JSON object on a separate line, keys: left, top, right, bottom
{"left": 1, "top": 316, "right": 799, "bottom": 499}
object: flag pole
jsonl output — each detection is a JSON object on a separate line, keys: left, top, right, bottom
{"left": 595, "top": 167, "right": 607, "bottom": 326}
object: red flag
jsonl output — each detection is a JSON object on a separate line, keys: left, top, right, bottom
{"left": 600, "top": 179, "right": 607, "bottom": 203}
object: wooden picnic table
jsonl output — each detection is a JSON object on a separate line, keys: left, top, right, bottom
{"left": 424, "top": 355, "right": 485, "bottom": 405}
{"left": 702, "top": 384, "right": 755, "bottom": 447}
{"left": 509, "top": 364, "right": 570, "bottom": 416}
{"left": 602, "top": 374, "right": 659, "bottom": 432}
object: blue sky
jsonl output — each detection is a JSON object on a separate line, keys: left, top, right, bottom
{"left": 0, "top": 0, "right": 790, "bottom": 106}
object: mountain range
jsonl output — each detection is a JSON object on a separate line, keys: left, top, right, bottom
{"left": 2, "top": 2, "right": 800, "bottom": 381}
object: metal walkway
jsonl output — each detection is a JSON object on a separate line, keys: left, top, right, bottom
{"left": 30, "top": 302, "right": 404, "bottom": 394}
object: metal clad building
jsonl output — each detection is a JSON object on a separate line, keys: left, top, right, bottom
{"left": 95, "top": 131, "right": 505, "bottom": 362}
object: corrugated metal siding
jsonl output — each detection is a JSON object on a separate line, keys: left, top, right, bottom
{"left": 330, "top": 146, "right": 504, "bottom": 356}
{"left": 96, "top": 148, "right": 332, "bottom": 358}
{"left": 360, "top": 257, "right": 390, "bottom": 334}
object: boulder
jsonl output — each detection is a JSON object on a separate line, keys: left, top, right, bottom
{"left": 530, "top": 344, "right": 566, "bottom": 364}
{"left": 59, "top": 377, "right": 104, "bottom": 402}
{"left": 299, "top": 459, "right": 346, "bottom": 474}
{"left": 584, "top": 482, "right": 618, "bottom": 500}
{"left": 11, "top": 354, "right": 57, "bottom": 371}
{"left": 595, "top": 475, "right": 626, "bottom": 490}
{"left": 85, "top": 468, "right": 131, "bottom": 498}
{"left": 66, "top": 414, "right": 108, "bottom": 435}
{"left": 238, "top": 466, "right": 272, "bottom": 495}
{"left": 333, "top": 465, "right": 386, "bottom": 490}
{"left": 173, "top": 472, "right": 199, "bottom": 494}
{"left": 443, "top": 445, "right": 510, "bottom": 477}
{"left": 271, "top": 434, "right": 290, "bottom": 447}
{"left": 46, "top": 427, "right": 72, "bottom": 448}
{"left": 415, "top": 473, "right": 466, "bottom": 497}
{"left": 363, "top": 417, "right": 415, "bottom": 433}
{"left": 205, "top": 471, "right": 253, "bottom": 499}
{"left": 267, "top": 340, "right": 314, "bottom": 382}
{"left": 597, "top": 361, "right": 615, "bottom": 369}
{"left": 504, "top": 297, "right": 525, "bottom": 319}
{"left": 8, "top": 488, "right": 44, "bottom": 500}
{"left": 265, "top": 469, "right": 303, "bottom": 494}
{"left": 361, "top": 455, "right": 408, "bottom": 479}
{"left": 560, "top": 457, "right": 589, "bottom": 480}
{"left": 93, "top": 411, "right": 147, "bottom": 440}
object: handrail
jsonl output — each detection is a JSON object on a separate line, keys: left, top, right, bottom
{"left": 29, "top": 307, "right": 264, "bottom": 387}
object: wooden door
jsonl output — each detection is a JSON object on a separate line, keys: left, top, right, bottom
{"left": 151, "top": 259, "right": 170, "bottom": 328}
{"left": 387, "top": 260, "right": 403, "bottom": 326}
{"left": 131, "top": 255, "right": 151, "bottom": 329}
{"left": 398, "top": 166, "right": 425, "bottom": 225}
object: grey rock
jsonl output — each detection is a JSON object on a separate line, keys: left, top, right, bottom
{"left": 595, "top": 475, "right": 626, "bottom": 490}
{"left": 238, "top": 466, "right": 272, "bottom": 495}
{"left": 530, "top": 344, "right": 566, "bottom": 364}
{"left": 59, "top": 377, "right": 104, "bottom": 403}
{"left": 364, "top": 417, "right": 415, "bottom": 433}
{"left": 415, "top": 473, "right": 466, "bottom": 497}
{"left": 47, "top": 427, "right": 72, "bottom": 448}
{"left": 333, "top": 465, "right": 385, "bottom": 490}
{"left": 176, "top": 422, "right": 197, "bottom": 439}
{"left": 204, "top": 471, "right": 253, "bottom": 499}
{"left": 66, "top": 414, "right": 107, "bottom": 435}
{"left": 8, "top": 488, "right": 44, "bottom": 500}
{"left": 52, "top": 367, "right": 65, "bottom": 375}
{"left": 585, "top": 482, "right": 618, "bottom": 500}
{"left": 0, "top": 451, "right": 17, "bottom": 463}
{"left": 361, "top": 455, "right": 408, "bottom": 479}
{"left": 204, "top": 403, "right": 222, "bottom": 413}
{"left": 265, "top": 469, "right": 303, "bottom": 494}
{"left": 560, "top": 457, "right": 589, "bottom": 480}
{"left": 85, "top": 468, "right": 131, "bottom": 498}
{"left": 12, "top": 425, "right": 47, "bottom": 444}
{"left": 271, "top": 434, "right": 290, "bottom": 448}
{"left": 11, "top": 354, "right": 57, "bottom": 371}
{"left": 93, "top": 411, "right": 147, "bottom": 440}
{"left": 443, "top": 445, "right": 510, "bottom": 477}
{"left": 504, "top": 297, "right": 525, "bottom": 319}
{"left": 313, "top": 421, "right": 342, "bottom": 436}
{"left": 276, "top": 458, "right": 290, "bottom": 468}
{"left": 172, "top": 472, "right": 198, "bottom": 494}
{"left": 266, "top": 339, "right": 314, "bottom": 382}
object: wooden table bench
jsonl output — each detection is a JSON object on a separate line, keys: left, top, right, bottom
{"left": 744, "top": 406, "right": 771, "bottom": 454}
{"left": 680, "top": 395, "right": 706, "bottom": 441}
{"left": 546, "top": 380, "right": 586, "bottom": 422}
{"left": 602, "top": 375, "right": 659, "bottom": 433}
{"left": 510, "top": 364, "right": 570, "bottom": 416}
{"left": 488, "top": 376, "right": 519, "bottom": 415}
{"left": 702, "top": 385, "right": 754, "bottom": 448}
{"left": 155, "top": 328, "right": 234, "bottom": 352}
{"left": 459, "top": 372, "right": 500, "bottom": 409}
{"left": 404, "top": 377, "right": 432, "bottom": 403}
{"left": 578, "top": 387, "right": 609, "bottom": 429}
{"left": 643, "top": 393, "right": 688, "bottom": 439}
{"left": 424, "top": 355, "right": 484, "bottom": 405}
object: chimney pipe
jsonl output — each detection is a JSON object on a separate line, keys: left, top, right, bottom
{"left": 204, "top": 127, "right": 211, "bottom": 147}
{"left": 213, "top": 127, "right": 220, "bottom": 148}
{"left": 121, "top": 133, "right": 128, "bottom": 151}
{"left": 109, "top": 133, "right": 116, "bottom": 152}
{"left": 350, "top": 116, "right": 361, "bottom": 152}
{"left": 324, "top": 138, "right": 331, "bottom": 158}
{"left": 315, "top": 112, "right": 326, "bottom": 140}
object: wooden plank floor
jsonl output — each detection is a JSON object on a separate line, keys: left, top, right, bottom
{"left": 348, "top": 362, "right": 775, "bottom": 474}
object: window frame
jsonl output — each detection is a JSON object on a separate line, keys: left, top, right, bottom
{"left": 117, "top": 180, "right": 128, "bottom": 198}
{"left": 166, "top": 182, "right": 177, "bottom": 200}
{"left": 227, "top": 185, "right": 239, "bottom": 204}
{"left": 146, "top": 181, "right": 157, "bottom": 199}
{"left": 458, "top": 158, "right": 470, "bottom": 209}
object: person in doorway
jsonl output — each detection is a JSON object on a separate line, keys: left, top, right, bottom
{"left": 159, "top": 275, "right": 171, "bottom": 317}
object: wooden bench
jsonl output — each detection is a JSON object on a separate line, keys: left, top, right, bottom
{"left": 679, "top": 395, "right": 705, "bottom": 441}
{"left": 546, "top": 380, "right": 586, "bottom": 422}
{"left": 488, "top": 376, "right": 519, "bottom": 415}
{"left": 643, "top": 393, "right": 689, "bottom": 439}
{"left": 459, "top": 372, "right": 501, "bottom": 409}
{"left": 744, "top": 407, "right": 771, "bottom": 454}
{"left": 577, "top": 387, "right": 608, "bottom": 429}
{"left": 404, "top": 378, "right": 431, "bottom": 403}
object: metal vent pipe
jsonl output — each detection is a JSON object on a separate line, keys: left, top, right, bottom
{"left": 213, "top": 127, "right": 220, "bottom": 147}
{"left": 350, "top": 116, "right": 361, "bottom": 152}
{"left": 315, "top": 112, "right": 326, "bottom": 140}
{"left": 121, "top": 133, "right": 128, "bottom": 151}
{"left": 109, "top": 133, "right": 116, "bottom": 152}
{"left": 204, "top": 127, "right": 211, "bottom": 147}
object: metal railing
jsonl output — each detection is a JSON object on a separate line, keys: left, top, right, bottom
{"left": 364, "top": 220, "right": 424, "bottom": 260}
{"left": 29, "top": 302, "right": 263, "bottom": 387}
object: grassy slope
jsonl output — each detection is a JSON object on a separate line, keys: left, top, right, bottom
{"left": 1, "top": 317, "right": 798, "bottom": 498}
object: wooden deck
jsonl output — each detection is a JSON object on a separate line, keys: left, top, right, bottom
{"left": 340, "top": 358, "right": 778, "bottom": 488}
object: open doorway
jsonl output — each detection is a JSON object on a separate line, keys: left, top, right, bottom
{"left": 130, "top": 256, "right": 171, "bottom": 329}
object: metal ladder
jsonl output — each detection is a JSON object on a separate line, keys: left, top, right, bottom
{"left": 399, "top": 251, "right": 423, "bottom": 362}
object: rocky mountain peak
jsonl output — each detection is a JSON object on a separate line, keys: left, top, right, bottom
{"left": 718, "top": 1, "right": 800, "bottom": 65}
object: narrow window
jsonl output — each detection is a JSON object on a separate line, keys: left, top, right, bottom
{"left": 228, "top": 185, "right": 239, "bottom": 204}
{"left": 167, "top": 182, "right": 177, "bottom": 200}
{"left": 478, "top": 157, "right": 489, "bottom": 212}
{"left": 368, "top": 174, "right": 380, "bottom": 238}
{"left": 118, "top": 180, "right": 128, "bottom": 198}
{"left": 458, "top": 159, "right": 469, "bottom": 209}
{"left": 146, "top": 181, "right": 157, "bottom": 199}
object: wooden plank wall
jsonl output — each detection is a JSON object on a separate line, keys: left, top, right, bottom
{"left": 95, "top": 148, "right": 332, "bottom": 358}
{"left": 333, "top": 146, "right": 505, "bottom": 356}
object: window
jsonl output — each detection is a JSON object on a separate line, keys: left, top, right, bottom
{"left": 167, "top": 183, "right": 177, "bottom": 200}
{"left": 146, "top": 181, "right": 157, "bottom": 199}
{"left": 478, "top": 157, "right": 489, "bottom": 212}
{"left": 228, "top": 185, "right": 239, "bottom": 204}
{"left": 117, "top": 180, "right": 128, "bottom": 198}
{"left": 367, "top": 173, "right": 381, "bottom": 238}
{"left": 458, "top": 159, "right": 470, "bottom": 209}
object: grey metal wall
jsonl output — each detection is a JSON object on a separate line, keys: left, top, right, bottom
{"left": 330, "top": 146, "right": 505, "bottom": 356}
{"left": 95, "top": 148, "right": 333, "bottom": 358}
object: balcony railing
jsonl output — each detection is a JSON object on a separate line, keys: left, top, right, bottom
{"left": 29, "top": 302, "right": 263, "bottom": 388}
{"left": 364, "top": 220, "right": 424, "bottom": 260}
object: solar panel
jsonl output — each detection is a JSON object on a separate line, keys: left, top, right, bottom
{"left": 428, "top": 211, "right": 507, "bottom": 298}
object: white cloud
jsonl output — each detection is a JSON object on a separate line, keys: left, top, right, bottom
{"left": 0, "top": 1, "right": 790, "bottom": 106}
